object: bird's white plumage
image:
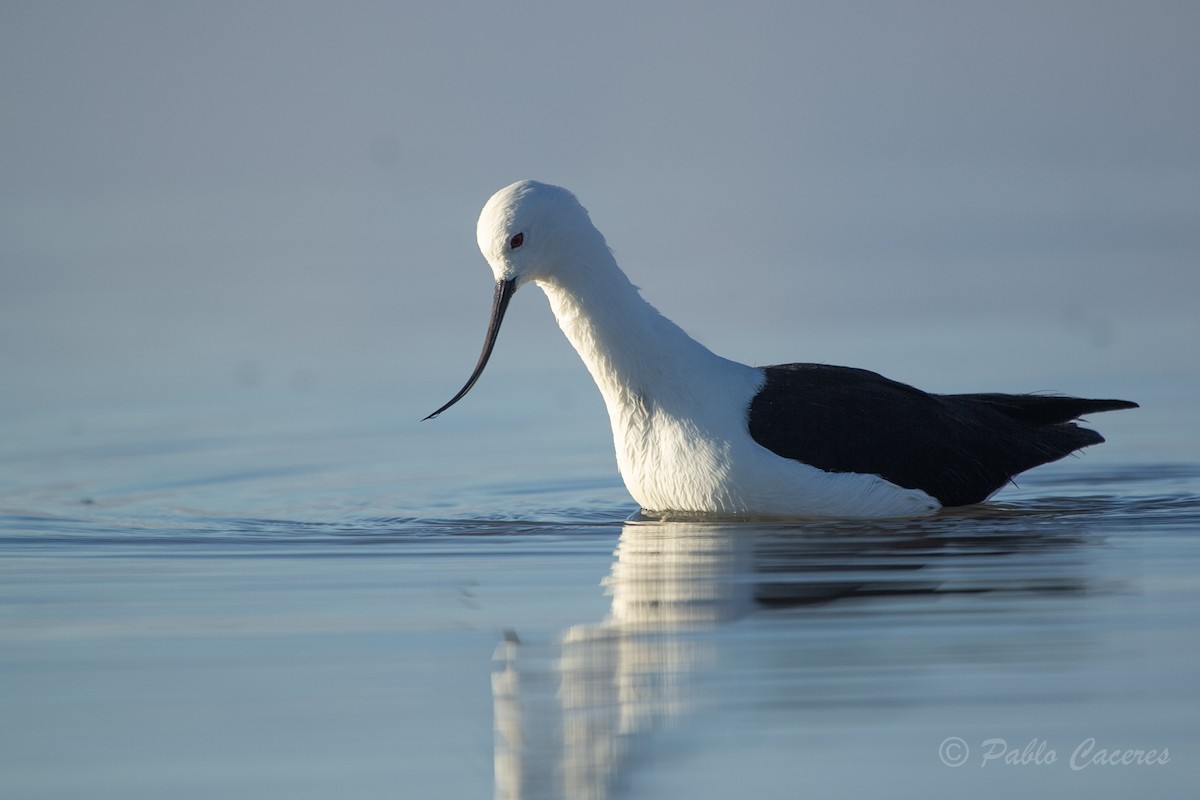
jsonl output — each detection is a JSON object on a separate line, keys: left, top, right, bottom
{"left": 475, "top": 180, "right": 939, "bottom": 518}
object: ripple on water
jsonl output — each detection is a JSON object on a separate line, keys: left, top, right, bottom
{"left": 1, "top": 461, "right": 1197, "bottom": 551}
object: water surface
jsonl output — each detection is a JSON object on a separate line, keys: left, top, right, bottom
{"left": 2, "top": 375, "right": 1197, "bottom": 799}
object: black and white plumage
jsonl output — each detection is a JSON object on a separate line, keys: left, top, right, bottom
{"left": 748, "top": 364, "right": 1137, "bottom": 508}
{"left": 427, "top": 180, "right": 1137, "bottom": 518}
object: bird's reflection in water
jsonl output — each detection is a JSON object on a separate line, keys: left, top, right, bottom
{"left": 493, "top": 503, "right": 1099, "bottom": 800}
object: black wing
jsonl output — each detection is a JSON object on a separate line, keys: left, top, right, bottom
{"left": 747, "top": 363, "right": 1138, "bottom": 507}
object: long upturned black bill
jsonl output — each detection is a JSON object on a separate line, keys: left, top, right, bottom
{"left": 424, "top": 278, "right": 517, "bottom": 420}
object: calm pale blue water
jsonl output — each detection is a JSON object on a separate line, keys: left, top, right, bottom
{"left": 2, "top": 364, "right": 1198, "bottom": 799}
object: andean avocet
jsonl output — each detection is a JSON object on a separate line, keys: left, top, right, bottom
{"left": 426, "top": 180, "right": 1137, "bottom": 518}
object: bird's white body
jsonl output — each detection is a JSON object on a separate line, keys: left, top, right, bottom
{"left": 474, "top": 180, "right": 940, "bottom": 518}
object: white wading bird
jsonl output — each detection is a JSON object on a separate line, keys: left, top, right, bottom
{"left": 426, "top": 180, "right": 1136, "bottom": 518}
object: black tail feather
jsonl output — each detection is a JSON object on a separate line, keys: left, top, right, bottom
{"left": 945, "top": 394, "right": 1139, "bottom": 427}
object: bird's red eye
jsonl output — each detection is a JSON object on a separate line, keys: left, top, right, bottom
{"left": 509, "top": 232, "right": 524, "bottom": 249}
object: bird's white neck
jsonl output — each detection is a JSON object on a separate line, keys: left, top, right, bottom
{"left": 532, "top": 247, "right": 764, "bottom": 514}
{"left": 534, "top": 251, "right": 745, "bottom": 419}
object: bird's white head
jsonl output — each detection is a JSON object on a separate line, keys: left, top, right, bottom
{"left": 475, "top": 179, "right": 601, "bottom": 288}
{"left": 425, "top": 180, "right": 605, "bottom": 420}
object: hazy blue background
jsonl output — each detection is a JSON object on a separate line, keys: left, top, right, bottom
{"left": 3, "top": 1, "right": 1197, "bottom": 439}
